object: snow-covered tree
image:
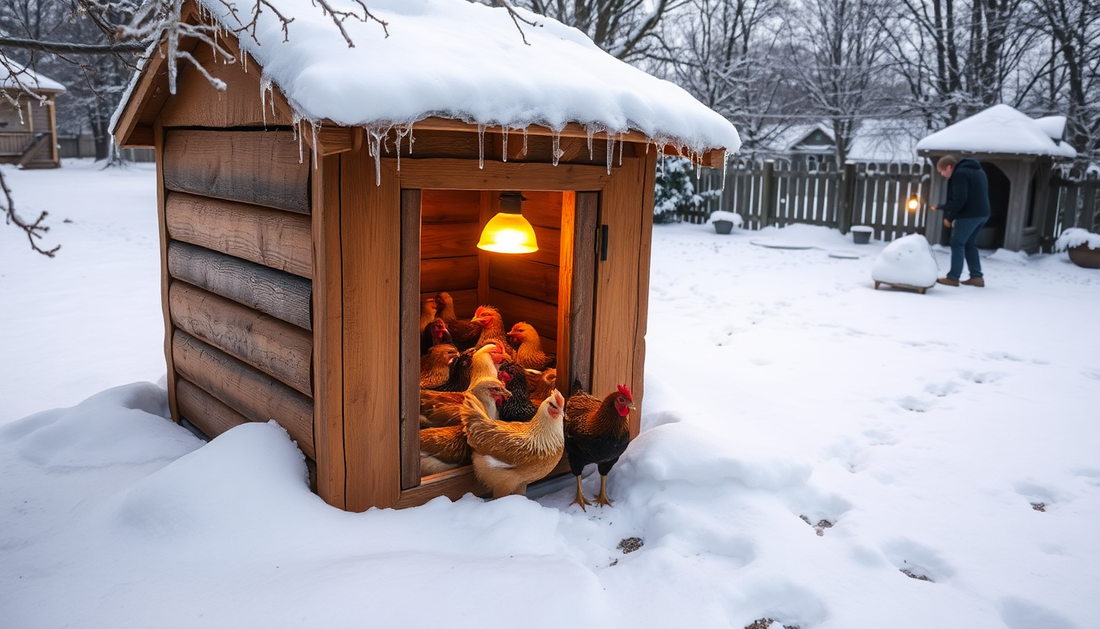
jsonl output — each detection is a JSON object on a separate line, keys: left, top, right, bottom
{"left": 653, "top": 157, "right": 721, "bottom": 223}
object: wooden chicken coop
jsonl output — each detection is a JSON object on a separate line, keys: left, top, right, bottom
{"left": 112, "top": 1, "right": 737, "bottom": 512}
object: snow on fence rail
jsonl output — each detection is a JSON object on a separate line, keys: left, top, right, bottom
{"left": 686, "top": 159, "right": 931, "bottom": 242}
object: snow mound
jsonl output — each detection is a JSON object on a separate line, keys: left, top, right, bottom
{"left": 0, "top": 382, "right": 195, "bottom": 468}
{"left": 871, "top": 234, "right": 939, "bottom": 287}
{"left": 108, "top": 421, "right": 310, "bottom": 541}
{"left": 1054, "top": 227, "right": 1100, "bottom": 252}
{"left": 615, "top": 423, "right": 811, "bottom": 491}
{"left": 987, "top": 248, "right": 1030, "bottom": 265}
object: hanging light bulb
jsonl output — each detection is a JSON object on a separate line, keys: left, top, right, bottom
{"left": 477, "top": 191, "right": 539, "bottom": 254}
{"left": 907, "top": 195, "right": 921, "bottom": 212}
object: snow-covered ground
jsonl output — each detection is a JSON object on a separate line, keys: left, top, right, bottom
{"left": 2, "top": 160, "right": 1098, "bottom": 629}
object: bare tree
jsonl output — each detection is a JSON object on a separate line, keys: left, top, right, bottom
{"left": 884, "top": 0, "right": 1043, "bottom": 128}
{"left": 1030, "top": 0, "right": 1100, "bottom": 165}
{"left": 657, "top": 0, "right": 791, "bottom": 153}
{"left": 513, "top": 0, "right": 684, "bottom": 62}
{"left": 786, "top": 0, "right": 896, "bottom": 164}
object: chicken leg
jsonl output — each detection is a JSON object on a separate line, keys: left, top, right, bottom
{"left": 595, "top": 475, "right": 613, "bottom": 507}
{"left": 570, "top": 475, "right": 591, "bottom": 511}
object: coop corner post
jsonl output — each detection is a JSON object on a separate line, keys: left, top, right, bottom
{"left": 153, "top": 120, "right": 180, "bottom": 424}
{"left": 312, "top": 151, "right": 346, "bottom": 510}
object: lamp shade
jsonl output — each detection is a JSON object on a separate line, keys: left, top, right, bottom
{"left": 477, "top": 211, "right": 539, "bottom": 254}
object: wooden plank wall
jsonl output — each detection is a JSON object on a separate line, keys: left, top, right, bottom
{"left": 160, "top": 128, "right": 317, "bottom": 469}
{"left": 420, "top": 189, "right": 481, "bottom": 317}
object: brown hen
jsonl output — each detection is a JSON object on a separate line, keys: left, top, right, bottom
{"left": 464, "top": 390, "right": 566, "bottom": 498}
{"left": 564, "top": 385, "right": 635, "bottom": 510}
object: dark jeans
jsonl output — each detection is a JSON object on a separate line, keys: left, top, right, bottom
{"left": 948, "top": 217, "right": 988, "bottom": 279}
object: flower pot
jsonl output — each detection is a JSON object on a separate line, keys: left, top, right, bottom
{"left": 851, "top": 226, "right": 873, "bottom": 245}
{"left": 1068, "top": 244, "right": 1100, "bottom": 269}
{"left": 713, "top": 220, "right": 734, "bottom": 235}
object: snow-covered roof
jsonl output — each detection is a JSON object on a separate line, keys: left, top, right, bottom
{"left": 0, "top": 63, "right": 65, "bottom": 94}
{"left": 168, "top": 0, "right": 739, "bottom": 157}
{"left": 762, "top": 119, "right": 925, "bottom": 162}
{"left": 915, "top": 104, "right": 1075, "bottom": 158}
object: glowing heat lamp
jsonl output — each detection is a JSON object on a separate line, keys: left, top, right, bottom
{"left": 477, "top": 191, "right": 539, "bottom": 254}
{"left": 907, "top": 195, "right": 921, "bottom": 212}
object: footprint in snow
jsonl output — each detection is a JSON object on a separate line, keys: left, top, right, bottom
{"left": 898, "top": 395, "right": 934, "bottom": 413}
{"left": 880, "top": 538, "right": 956, "bottom": 583}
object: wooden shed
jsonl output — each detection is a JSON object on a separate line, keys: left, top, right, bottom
{"left": 916, "top": 104, "right": 1076, "bottom": 253}
{"left": 0, "top": 64, "right": 64, "bottom": 169}
{"left": 111, "top": 0, "right": 739, "bottom": 512}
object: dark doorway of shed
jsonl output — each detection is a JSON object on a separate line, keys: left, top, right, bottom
{"left": 979, "top": 162, "right": 1010, "bottom": 249}
{"left": 410, "top": 189, "right": 595, "bottom": 490}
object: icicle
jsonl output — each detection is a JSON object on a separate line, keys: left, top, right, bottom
{"left": 720, "top": 152, "right": 729, "bottom": 193}
{"left": 478, "top": 124, "right": 486, "bottom": 170}
{"left": 551, "top": 130, "right": 563, "bottom": 167}
{"left": 293, "top": 113, "right": 304, "bottom": 164}
{"left": 605, "top": 132, "right": 614, "bottom": 175}
{"left": 618, "top": 132, "right": 624, "bottom": 166}
{"left": 404, "top": 122, "right": 415, "bottom": 155}
{"left": 502, "top": 126, "right": 509, "bottom": 163}
{"left": 259, "top": 77, "right": 269, "bottom": 127}
{"left": 311, "top": 121, "right": 319, "bottom": 170}
{"left": 586, "top": 126, "right": 595, "bottom": 161}
{"left": 396, "top": 124, "right": 413, "bottom": 171}
{"left": 366, "top": 126, "right": 385, "bottom": 186}
{"left": 522, "top": 127, "right": 529, "bottom": 156}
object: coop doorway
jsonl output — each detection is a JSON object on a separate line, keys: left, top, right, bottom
{"left": 400, "top": 188, "right": 600, "bottom": 495}
{"left": 979, "top": 162, "right": 1010, "bottom": 249}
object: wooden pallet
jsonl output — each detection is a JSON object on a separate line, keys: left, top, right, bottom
{"left": 874, "top": 280, "right": 933, "bottom": 294}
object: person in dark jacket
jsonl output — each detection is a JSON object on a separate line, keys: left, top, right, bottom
{"left": 933, "top": 155, "right": 991, "bottom": 287}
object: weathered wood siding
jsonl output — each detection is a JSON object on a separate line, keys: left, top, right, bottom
{"left": 159, "top": 126, "right": 316, "bottom": 472}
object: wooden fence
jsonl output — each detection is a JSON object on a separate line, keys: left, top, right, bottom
{"left": 1048, "top": 170, "right": 1100, "bottom": 237}
{"left": 685, "top": 159, "right": 932, "bottom": 242}
{"left": 58, "top": 134, "right": 156, "bottom": 162}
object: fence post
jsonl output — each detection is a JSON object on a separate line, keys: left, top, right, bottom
{"left": 759, "top": 160, "right": 775, "bottom": 228}
{"left": 837, "top": 161, "right": 857, "bottom": 234}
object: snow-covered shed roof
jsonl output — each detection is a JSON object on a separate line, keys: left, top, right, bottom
{"left": 0, "top": 63, "right": 65, "bottom": 94}
{"left": 915, "top": 104, "right": 1075, "bottom": 159}
{"left": 114, "top": 0, "right": 740, "bottom": 161}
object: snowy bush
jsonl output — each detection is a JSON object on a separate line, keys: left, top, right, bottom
{"left": 653, "top": 157, "right": 721, "bottom": 224}
{"left": 1054, "top": 227, "right": 1100, "bottom": 251}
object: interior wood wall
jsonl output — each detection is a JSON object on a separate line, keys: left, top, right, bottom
{"left": 419, "top": 189, "right": 562, "bottom": 352}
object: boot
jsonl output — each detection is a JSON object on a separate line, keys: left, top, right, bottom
{"left": 936, "top": 277, "right": 960, "bottom": 287}
{"left": 961, "top": 277, "right": 985, "bottom": 287}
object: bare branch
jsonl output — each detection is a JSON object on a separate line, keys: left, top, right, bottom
{"left": 494, "top": 0, "right": 540, "bottom": 46}
{"left": 0, "top": 35, "right": 149, "bottom": 54}
{"left": 1, "top": 170, "right": 60, "bottom": 258}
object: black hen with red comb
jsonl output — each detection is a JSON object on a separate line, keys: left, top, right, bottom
{"left": 563, "top": 384, "right": 635, "bottom": 510}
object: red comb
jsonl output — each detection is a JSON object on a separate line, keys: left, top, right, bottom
{"left": 617, "top": 384, "right": 633, "bottom": 401}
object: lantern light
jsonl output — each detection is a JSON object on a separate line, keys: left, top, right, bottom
{"left": 906, "top": 195, "right": 921, "bottom": 212}
{"left": 477, "top": 191, "right": 539, "bottom": 254}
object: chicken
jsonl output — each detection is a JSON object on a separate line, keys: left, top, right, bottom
{"left": 497, "top": 360, "right": 539, "bottom": 422}
{"left": 436, "top": 291, "right": 481, "bottom": 350}
{"left": 420, "top": 424, "right": 471, "bottom": 475}
{"left": 420, "top": 296, "right": 438, "bottom": 333}
{"left": 527, "top": 368, "right": 556, "bottom": 405}
{"left": 420, "top": 376, "right": 511, "bottom": 428}
{"left": 506, "top": 322, "right": 556, "bottom": 371}
{"left": 472, "top": 306, "right": 512, "bottom": 354}
{"left": 427, "top": 341, "right": 506, "bottom": 392}
{"left": 420, "top": 344, "right": 460, "bottom": 389}
{"left": 421, "top": 318, "right": 453, "bottom": 355}
{"left": 464, "top": 390, "right": 566, "bottom": 498}
{"left": 563, "top": 385, "right": 635, "bottom": 510}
